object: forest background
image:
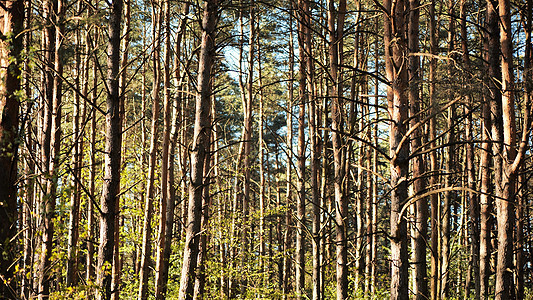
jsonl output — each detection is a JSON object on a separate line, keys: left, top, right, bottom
{"left": 0, "top": 0, "right": 532, "bottom": 299}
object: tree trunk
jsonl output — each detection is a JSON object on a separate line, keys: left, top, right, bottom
{"left": 138, "top": 2, "right": 162, "bottom": 298}
{"left": 96, "top": 0, "right": 123, "bottom": 298}
{"left": 495, "top": 0, "right": 521, "bottom": 298}
{"left": 193, "top": 129, "right": 212, "bottom": 300}
{"left": 306, "top": 0, "right": 320, "bottom": 298}
{"left": 177, "top": 0, "right": 218, "bottom": 298}
{"left": 154, "top": 1, "right": 184, "bottom": 298}
{"left": 296, "top": 0, "right": 307, "bottom": 297}
{"left": 87, "top": 29, "right": 99, "bottom": 287}
{"left": 283, "top": 4, "right": 295, "bottom": 296}
{"left": 39, "top": 0, "right": 63, "bottom": 297}
{"left": 327, "top": 1, "right": 347, "bottom": 298}
{"left": 480, "top": 0, "right": 499, "bottom": 298}
{"left": 408, "top": 1, "right": 428, "bottom": 298}
{"left": 0, "top": 0, "right": 23, "bottom": 298}
{"left": 384, "top": 0, "right": 409, "bottom": 298}
{"left": 428, "top": 2, "right": 439, "bottom": 299}
{"left": 441, "top": 2, "right": 455, "bottom": 296}
{"left": 516, "top": 2, "right": 532, "bottom": 298}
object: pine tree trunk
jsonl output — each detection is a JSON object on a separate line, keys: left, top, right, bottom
{"left": 384, "top": 0, "right": 409, "bottom": 298}
{"left": 441, "top": 3, "right": 455, "bottom": 296}
{"left": 408, "top": 1, "right": 428, "bottom": 298}
{"left": 428, "top": 3, "right": 439, "bottom": 299}
{"left": 0, "top": 0, "right": 23, "bottom": 297}
{"left": 495, "top": 0, "right": 518, "bottom": 298}
{"left": 327, "top": 1, "right": 348, "bottom": 298}
{"left": 480, "top": 1, "right": 500, "bottom": 297}
{"left": 177, "top": 1, "right": 218, "bottom": 298}
{"left": 283, "top": 5, "right": 295, "bottom": 296}
{"left": 296, "top": 0, "right": 307, "bottom": 297}
{"left": 138, "top": 2, "right": 162, "bottom": 298}
{"left": 39, "top": 1, "right": 63, "bottom": 297}
{"left": 96, "top": 0, "right": 123, "bottom": 298}
{"left": 154, "top": 0, "right": 178, "bottom": 298}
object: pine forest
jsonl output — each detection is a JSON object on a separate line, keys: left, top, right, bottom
{"left": 1, "top": 0, "right": 533, "bottom": 299}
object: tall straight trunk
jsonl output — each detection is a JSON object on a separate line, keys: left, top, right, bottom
{"left": 461, "top": 0, "right": 480, "bottom": 297}
{"left": 138, "top": 2, "right": 162, "bottom": 298}
{"left": 384, "top": 0, "right": 409, "bottom": 298}
{"left": 0, "top": 1, "right": 23, "bottom": 298}
{"left": 516, "top": 3, "right": 532, "bottom": 298}
{"left": 111, "top": 0, "right": 130, "bottom": 297}
{"left": 154, "top": 0, "right": 181, "bottom": 298}
{"left": 193, "top": 125, "right": 212, "bottom": 299}
{"left": 66, "top": 28, "right": 81, "bottom": 288}
{"left": 327, "top": 1, "right": 347, "bottom": 298}
{"left": 21, "top": 1, "right": 32, "bottom": 297}
{"left": 37, "top": 5, "right": 55, "bottom": 295}
{"left": 428, "top": 2, "right": 439, "bottom": 299}
{"left": 229, "top": 7, "right": 246, "bottom": 296}
{"left": 480, "top": 0, "right": 499, "bottom": 297}
{"left": 305, "top": 0, "right": 320, "bottom": 298}
{"left": 177, "top": 0, "right": 218, "bottom": 298}
{"left": 258, "top": 38, "right": 267, "bottom": 284}
{"left": 494, "top": 0, "right": 530, "bottom": 297}
{"left": 66, "top": 8, "right": 87, "bottom": 286}
{"left": 96, "top": 0, "right": 123, "bottom": 298}
{"left": 371, "top": 19, "right": 379, "bottom": 295}
{"left": 479, "top": 78, "right": 493, "bottom": 300}
{"left": 39, "top": 1, "right": 63, "bottom": 297}
{"left": 283, "top": 4, "right": 294, "bottom": 296}
{"left": 171, "top": 0, "right": 189, "bottom": 245}
{"left": 408, "top": 1, "right": 428, "bottom": 298}
{"left": 296, "top": 0, "right": 307, "bottom": 297}
{"left": 87, "top": 31, "right": 99, "bottom": 285}
{"left": 441, "top": 2, "right": 455, "bottom": 297}
{"left": 242, "top": 5, "right": 255, "bottom": 279}
{"left": 516, "top": 169, "right": 525, "bottom": 300}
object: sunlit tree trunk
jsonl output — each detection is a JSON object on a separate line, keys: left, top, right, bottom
{"left": 428, "top": 3, "right": 439, "bottom": 298}
{"left": 494, "top": 0, "right": 529, "bottom": 297}
{"left": 39, "top": 0, "right": 63, "bottom": 297}
{"left": 516, "top": 2, "right": 532, "bottom": 298}
{"left": 296, "top": 0, "right": 307, "bottom": 297}
{"left": 177, "top": 1, "right": 218, "bottom": 298}
{"left": 441, "top": 2, "right": 455, "bottom": 297}
{"left": 480, "top": 1, "right": 499, "bottom": 298}
{"left": 96, "top": 0, "right": 123, "bottom": 298}
{"left": 66, "top": 9, "right": 84, "bottom": 287}
{"left": 193, "top": 123, "right": 212, "bottom": 299}
{"left": 408, "top": 1, "right": 427, "bottom": 298}
{"left": 384, "top": 0, "right": 409, "bottom": 298}
{"left": 283, "top": 4, "right": 295, "bottom": 296}
{"left": 0, "top": 0, "right": 23, "bottom": 297}
{"left": 87, "top": 24, "right": 99, "bottom": 288}
{"left": 327, "top": 0, "right": 347, "bottom": 298}
{"left": 138, "top": 2, "right": 162, "bottom": 298}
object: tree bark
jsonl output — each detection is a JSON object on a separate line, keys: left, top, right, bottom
{"left": 495, "top": 0, "right": 521, "bottom": 298}
{"left": 428, "top": 2, "right": 439, "bottom": 298}
{"left": 441, "top": 2, "right": 455, "bottom": 296}
{"left": 327, "top": 1, "right": 347, "bottom": 298}
{"left": 480, "top": 0, "right": 499, "bottom": 298}
{"left": 177, "top": 0, "right": 218, "bottom": 298}
{"left": 384, "top": 0, "right": 409, "bottom": 298}
{"left": 283, "top": 4, "right": 295, "bottom": 296}
{"left": 96, "top": 0, "right": 123, "bottom": 298}
{"left": 0, "top": 0, "right": 23, "bottom": 298}
{"left": 296, "top": 0, "right": 307, "bottom": 297}
{"left": 138, "top": 2, "right": 162, "bottom": 298}
{"left": 39, "top": 0, "right": 63, "bottom": 297}
{"left": 408, "top": 1, "right": 428, "bottom": 298}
